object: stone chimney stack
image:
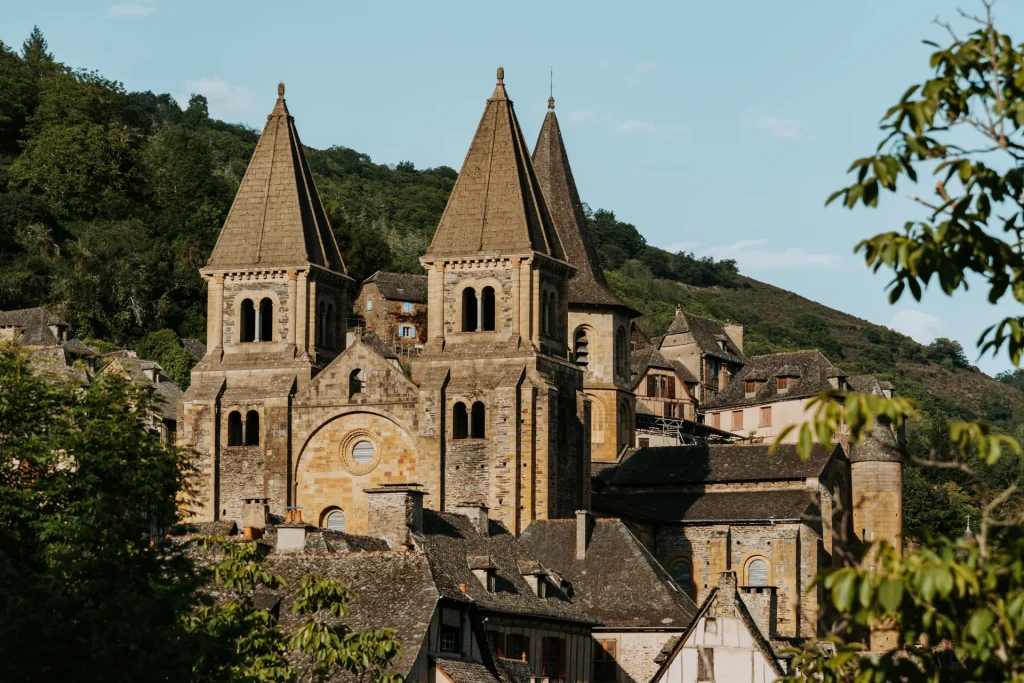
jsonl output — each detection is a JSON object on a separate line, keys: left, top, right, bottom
{"left": 576, "top": 510, "right": 594, "bottom": 560}
{"left": 365, "top": 484, "right": 425, "bottom": 550}
{"left": 723, "top": 323, "right": 744, "bottom": 353}
{"left": 455, "top": 502, "right": 490, "bottom": 536}
{"left": 276, "top": 507, "right": 307, "bottom": 553}
{"left": 242, "top": 498, "right": 269, "bottom": 530}
{"left": 715, "top": 570, "right": 739, "bottom": 616}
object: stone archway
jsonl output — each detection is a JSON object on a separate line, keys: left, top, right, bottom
{"left": 295, "top": 411, "right": 420, "bottom": 535}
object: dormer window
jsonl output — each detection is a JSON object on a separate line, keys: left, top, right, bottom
{"left": 777, "top": 376, "right": 789, "bottom": 392}
{"left": 718, "top": 340, "right": 727, "bottom": 351}
{"left": 468, "top": 555, "right": 498, "bottom": 592}
{"left": 518, "top": 558, "right": 549, "bottom": 598}
{"left": 744, "top": 380, "right": 756, "bottom": 397}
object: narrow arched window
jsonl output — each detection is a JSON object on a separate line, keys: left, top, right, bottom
{"left": 548, "top": 293, "right": 559, "bottom": 339}
{"left": 324, "top": 509, "right": 346, "bottom": 532}
{"left": 349, "top": 369, "right": 365, "bottom": 398}
{"left": 228, "top": 411, "right": 243, "bottom": 446}
{"left": 573, "top": 327, "right": 589, "bottom": 366}
{"left": 482, "top": 287, "right": 495, "bottom": 331}
{"left": 259, "top": 298, "right": 274, "bottom": 342}
{"left": 614, "top": 326, "right": 628, "bottom": 377}
{"left": 471, "top": 401, "right": 486, "bottom": 438}
{"left": 240, "top": 300, "right": 256, "bottom": 343}
{"left": 453, "top": 402, "right": 468, "bottom": 439}
{"left": 747, "top": 558, "right": 769, "bottom": 587}
{"left": 326, "top": 303, "right": 336, "bottom": 349}
{"left": 462, "top": 288, "right": 478, "bottom": 332}
{"left": 671, "top": 559, "right": 693, "bottom": 593}
{"left": 541, "top": 294, "right": 549, "bottom": 335}
{"left": 245, "top": 410, "right": 260, "bottom": 446}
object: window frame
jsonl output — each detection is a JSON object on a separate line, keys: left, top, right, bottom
{"left": 593, "top": 639, "right": 618, "bottom": 683}
{"left": 731, "top": 409, "right": 743, "bottom": 431}
{"left": 759, "top": 405, "right": 772, "bottom": 427}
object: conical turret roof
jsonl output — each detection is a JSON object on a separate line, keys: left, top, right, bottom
{"left": 426, "top": 68, "right": 564, "bottom": 260}
{"left": 205, "top": 83, "right": 346, "bottom": 274}
{"left": 533, "top": 97, "right": 635, "bottom": 312}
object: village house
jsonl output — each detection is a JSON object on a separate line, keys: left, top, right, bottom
{"left": 657, "top": 308, "right": 747, "bottom": 405}
{"left": 353, "top": 270, "right": 428, "bottom": 347}
{"left": 98, "top": 349, "right": 183, "bottom": 443}
{"left": 0, "top": 306, "right": 97, "bottom": 380}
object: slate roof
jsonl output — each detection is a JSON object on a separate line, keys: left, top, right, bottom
{"left": 433, "top": 656, "right": 501, "bottom": 683}
{"left": 357, "top": 329, "right": 400, "bottom": 360}
{"left": 849, "top": 423, "right": 902, "bottom": 464}
{"left": 594, "top": 489, "right": 820, "bottom": 524}
{"left": 494, "top": 657, "right": 533, "bottom": 683}
{"left": 99, "top": 357, "right": 183, "bottom": 421}
{"left": 532, "top": 101, "right": 635, "bottom": 313}
{"left": 363, "top": 271, "right": 428, "bottom": 303}
{"left": 420, "top": 510, "right": 592, "bottom": 624}
{"left": 0, "top": 306, "right": 67, "bottom": 328}
{"left": 662, "top": 311, "right": 746, "bottom": 364}
{"left": 707, "top": 350, "right": 843, "bottom": 409}
{"left": 181, "top": 338, "right": 206, "bottom": 362}
{"left": 426, "top": 69, "right": 564, "bottom": 260}
{"left": 519, "top": 518, "right": 697, "bottom": 628}
{"left": 205, "top": 83, "right": 346, "bottom": 274}
{"left": 597, "top": 442, "right": 840, "bottom": 486}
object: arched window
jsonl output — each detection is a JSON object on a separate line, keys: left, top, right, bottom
{"left": 245, "top": 410, "right": 260, "bottom": 446}
{"left": 349, "top": 369, "right": 365, "bottom": 398}
{"left": 481, "top": 287, "right": 495, "bottom": 331}
{"left": 240, "top": 299, "right": 256, "bottom": 343}
{"left": 548, "top": 293, "right": 559, "bottom": 339}
{"left": 324, "top": 508, "right": 346, "bottom": 532}
{"left": 453, "top": 402, "right": 468, "bottom": 439}
{"left": 259, "top": 298, "right": 274, "bottom": 342}
{"left": 573, "top": 327, "right": 589, "bottom": 366}
{"left": 327, "top": 303, "right": 336, "bottom": 350}
{"left": 541, "top": 294, "right": 549, "bottom": 335}
{"left": 747, "top": 558, "right": 769, "bottom": 587}
{"left": 671, "top": 559, "right": 694, "bottom": 593}
{"left": 614, "top": 326, "right": 628, "bottom": 377}
{"left": 227, "top": 411, "right": 243, "bottom": 446}
{"left": 462, "top": 288, "right": 478, "bottom": 332}
{"left": 471, "top": 401, "right": 486, "bottom": 438}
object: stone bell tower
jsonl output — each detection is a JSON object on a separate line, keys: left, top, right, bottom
{"left": 532, "top": 95, "right": 640, "bottom": 463}
{"left": 414, "top": 67, "right": 589, "bottom": 534}
{"left": 179, "top": 82, "right": 351, "bottom": 522}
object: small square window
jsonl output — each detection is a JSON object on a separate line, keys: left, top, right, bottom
{"left": 403, "top": 301, "right": 413, "bottom": 313}
{"left": 366, "top": 300, "right": 373, "bottom": 311}
{"left": 778, "top": 377, "right": 789, "bottom": 391}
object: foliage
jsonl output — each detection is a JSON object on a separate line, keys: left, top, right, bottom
{"left": 190, "top": 537, "right": 403, "bottom": 683}
{"left": 782, "top": 5, "right": 1024, "bottom": 679}
{"left": 0, "top": 345, "right": 204, "bottom": 682}
{"left": 135, "top": 328, "right": 197, "bottom": 388}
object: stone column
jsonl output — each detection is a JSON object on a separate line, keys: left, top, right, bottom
{"left": 210, "top": 274, "right": 225, "bottom": 353}
{"left": 254, "top": 306, "right": 262, "bottom": 342}
{"left": 308, "top": 279, "right": 318, "bottom": 357}
{"left": 296, "top": 271, "right": 308, "bottom": 353}
{"left": 531, "top": 267, "right": 541, "bottom": 349}
{"left": 287, "top": 271, "right": 297, "bottom": 347}
{"left": 475, "top": 292, "right": 483, "bottom": 332}
{"left": 519, "top": 259, "right": 532, "bottom": 342}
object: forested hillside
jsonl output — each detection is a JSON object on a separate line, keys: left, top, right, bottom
{"left": 2, "top": 29, "right": 1021, "bottom": 538}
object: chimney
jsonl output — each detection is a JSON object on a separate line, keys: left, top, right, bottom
{"left": 455, "top": 502, "right": 490, "bottom": 536}
{"left": 276, "top": 507, "right": 307, "bottom": 553}
{"left": 576, "top": 510, "right": 594, "bottom": 560}
{"left": 723, "top": 323, "right": 743, "bottom": 353}
{"left": 242, "top": 498, "right": 269, "bottom": 530}
{"left": 365, "top": 484, "right": 425, "bottom": 549}
{"left": 715, "top": 571, "right": 739, "bottom": 616}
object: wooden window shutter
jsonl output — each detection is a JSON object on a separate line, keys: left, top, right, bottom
{"left": 732, "top": 410, "right": 743, "bottom": 430}
{"left": 647, "top": 375, "right": 656, "bottom": 396}
{"left": 541, "top": 637, "right": 550, "bottom": 675}
{"left": 667, "top": 376, "right": 676, "bottom": 399}
{"left": 760, "top": 406, "right": 772, "bottom": 427}
{"left": 711, "top": 412, "right": 720, "bottom": 429}
{"left": 558, "top": 638, "right": 566, "bottom": 679}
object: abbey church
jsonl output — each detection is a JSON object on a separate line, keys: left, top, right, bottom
{"left": 180, "top": 69, "right": 632, "bottom": 535}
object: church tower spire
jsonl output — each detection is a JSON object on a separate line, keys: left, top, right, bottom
{"left": 532, "top": 93, "right": 639, "bottom": 463}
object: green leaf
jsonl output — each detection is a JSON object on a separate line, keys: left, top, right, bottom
{"left": 878, "top": 578, "right": 903, "bottom": 612}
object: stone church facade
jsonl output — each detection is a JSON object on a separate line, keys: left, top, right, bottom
{"left": 180, "top": 70, "right": 620, "bottom": 536}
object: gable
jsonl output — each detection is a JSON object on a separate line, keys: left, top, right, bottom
{"left": 302, "top": 338, "right": 419, "bottom": 404}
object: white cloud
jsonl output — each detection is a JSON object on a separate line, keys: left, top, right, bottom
{"left": 617, "top": 120, "right": 656, "bottom": 135}
{"left": 566, "top": 110, "right": 594, "bottom": 125}
{"left": 635, "top": 60, "right": 660, "bottom": 74}
{"left": 702, "top": 238, "right": 845, "bottom": 272}
{"left": 106, "top": 0, "right": 157, "bottom": 17}
{"left": 889, "top": 309, "right": 944, "bottom": 345}
{"left": 745, "top": 108, "right": 802, "bottom": 141}
{"left": 181, "top": 77, "right": 255, "bottom": 121}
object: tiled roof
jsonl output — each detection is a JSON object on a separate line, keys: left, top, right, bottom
{"left": 663, "top": 311, "right": 746, "bottom": 364}
{"left": 706, "top": 350, "right": 842, "bottom": 409}
{"left": 519, "top": 518, "right": 697, "bottom": 628}
{"left": 181, "top": 338, "right": 206, "bottom": 362}
{"left": 594, "top": 489, "right": 820, "bottom": 524}
{"left": 205, "top": 83, "right": 345, "bottom": 273}
{"left": 0, "top": 306, "right": 67, "bottom": 328}
{"left": 597, "top": 443, "right": 840, "bottom": 486}
{"left": 532, "top": 102, "right": 635, "bottom": 313}
{"left": 849, "top": 423, "right": 902, "bottom": 464}
{"left": 494, "top": 657, "right": 533, "bottom": 683}
{"left": 668, "top": 360, "right": 698, "bottom": 384}
{"left": 433, "top": 656, "right": 501, "bottom": 683}
{"left": 363, "top": 271, "right": 428, "bottom": 303}
{"left": 420, "top": 510, "right": 592, "bottom": 624}
{"left": 426, "top": 69, "right": 564, "bottom": 260}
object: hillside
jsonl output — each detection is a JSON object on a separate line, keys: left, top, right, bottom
{"left": 2, "top": 28, "right": 1021, "bottom": 538}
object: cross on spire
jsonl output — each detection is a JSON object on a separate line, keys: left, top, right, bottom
{"left": 548, "top": 69, "right": 555, "bottom": 110}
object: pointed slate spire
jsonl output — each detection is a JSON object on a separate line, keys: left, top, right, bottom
{"left": 532, "top": 96, "right": 633, "bottom": 311}
{"left": 426, "top": 68, "right": 564, "bottom": 259}
{"left": 205, "top": 82, "right": 346, "bottom": 274}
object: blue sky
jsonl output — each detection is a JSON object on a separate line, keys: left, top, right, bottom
{"left": 3, "top": 0, "right": 1023, "bottom": 375}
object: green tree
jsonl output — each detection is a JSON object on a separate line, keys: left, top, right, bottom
{"left": 928, "top": 337, "right": 971, "bottom": 369}
{"left": 782, "top": 4, "right": 1024, "bottom": 680}
{"left": 135, "top": 328, "right": 196, "bottom": 388}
